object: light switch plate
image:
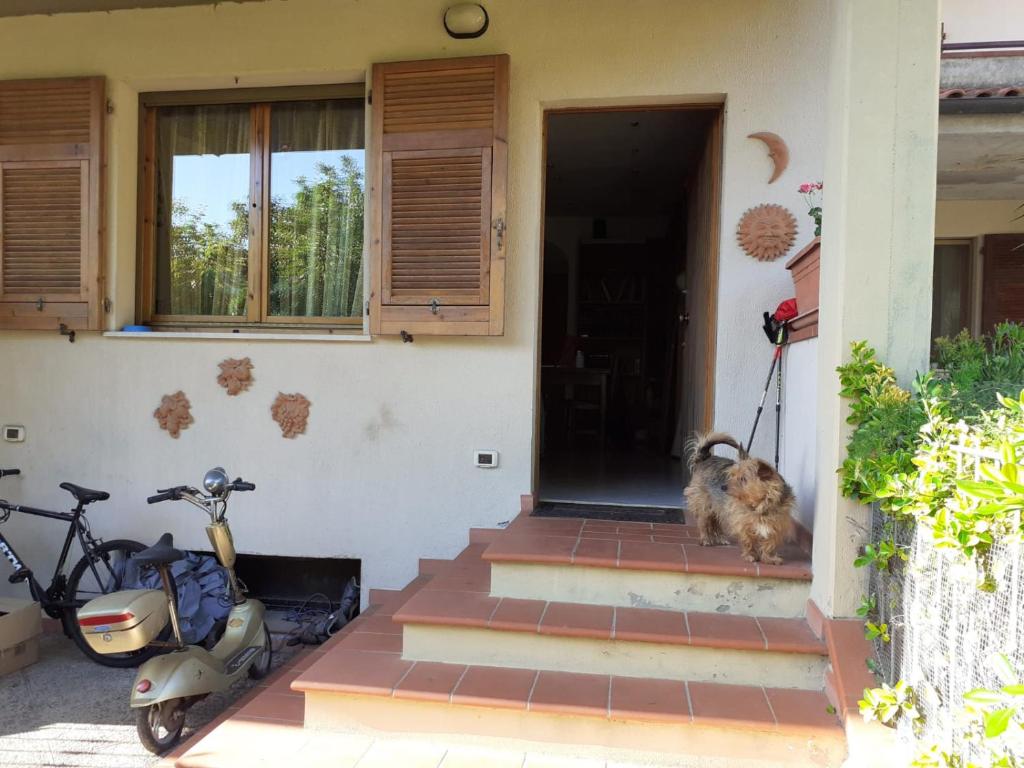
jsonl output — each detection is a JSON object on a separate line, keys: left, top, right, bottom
{"left": 3, "top": 425, "right": 25, "bottom": 443}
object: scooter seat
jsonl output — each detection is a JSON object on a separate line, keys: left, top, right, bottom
{"left": 134, "top": 532, "right": 185, "bottom": 566}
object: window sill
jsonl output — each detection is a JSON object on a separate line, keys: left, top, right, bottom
{"left": 103, "top": 330, "right": 371, "bottom": 342}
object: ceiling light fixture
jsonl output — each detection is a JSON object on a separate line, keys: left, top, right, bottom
{"left": 444, "top": 3, "right": 489, "bottom": 39}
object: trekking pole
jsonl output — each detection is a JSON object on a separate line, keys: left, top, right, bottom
{"left": 774, "top": 329, "right": 784, "bottom": 468}
{"left": 746, "top": 345, "right": 781, "bottom": 454}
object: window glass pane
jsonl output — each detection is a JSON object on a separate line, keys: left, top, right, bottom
{"left": 154, "top": 104, "right": 250, "bottom": 317}
{"left": 932, "top": 242, "right": 972, "bottom": 341}
{"left": 268, "top": 99, "right": 365, "bottom": 319}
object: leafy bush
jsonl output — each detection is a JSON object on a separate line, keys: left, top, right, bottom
{"left": 837, "top": 341, "right": 926, "bottom": 508}
{"left": 840, "top": 325, "right": 1024, "bottom": 564}
{"left": 839, "top": 324, "right": 1024, "bottom": 607}
{"left": 935, "top": 324, "right": 1024, "bottom": 417}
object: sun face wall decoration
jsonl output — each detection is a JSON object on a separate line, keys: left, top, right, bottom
{"left": 736, "top": 204, "right": 798, "bottom": 262}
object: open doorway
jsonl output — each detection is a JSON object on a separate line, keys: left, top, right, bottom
{"left": 537, "top": 106, "right": 721, "bottom": 509}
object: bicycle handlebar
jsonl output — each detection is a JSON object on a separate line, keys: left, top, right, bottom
{"left": 0, "top": 469, "right": 21, "bottom": 478}
{"left": 147, "top": 478, "right": 253, "bottom": 504}
{"left": 147, "top": 485, "right": 189, "bottom": 504}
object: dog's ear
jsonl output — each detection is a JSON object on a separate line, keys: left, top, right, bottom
{"left": 756, "top": 460, "right": 775, "bottom": 481}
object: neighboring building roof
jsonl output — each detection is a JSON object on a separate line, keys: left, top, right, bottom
{"left": 940, "top": 86, "right": 1023, "bottom": 98}
{"left": 0, "top": 0, "right": 266, "bottom": 16}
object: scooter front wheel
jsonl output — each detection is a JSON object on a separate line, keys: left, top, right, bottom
{"left": 136, "top": 698, "right": 186, "bottom": 755}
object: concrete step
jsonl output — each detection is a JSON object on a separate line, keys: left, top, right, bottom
{"left": 291, "top": 646, "right": 845, "bottom": 767}
{"left": 394, "top": 590, "right": 827, "bottom": 690}
{"left": 483, "top": 516, "right": 812, "bottom": 618}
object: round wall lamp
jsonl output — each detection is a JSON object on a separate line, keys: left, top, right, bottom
{"left": 444, "top": 3, "right": 489, "bottom": 39}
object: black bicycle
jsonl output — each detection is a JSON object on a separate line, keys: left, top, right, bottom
{"left": 0, "top": 468, "right": 161, "bottom": 667}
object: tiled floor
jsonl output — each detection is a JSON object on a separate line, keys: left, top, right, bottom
{"left": 538, "top": 448, "right": 684, "bottom": 508}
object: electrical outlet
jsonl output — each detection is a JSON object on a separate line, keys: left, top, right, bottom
{"left": 475, "top": 450, "right": 498, "bottom": 468}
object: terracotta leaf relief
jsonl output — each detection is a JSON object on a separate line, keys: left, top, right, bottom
{"left": 271, "top": 393, "right": 311, "bottom": 439}
{"left": 154, "top": 391, "right": 194, "bottom": 439}
{"left": 217, "top": 357, "right": 255, "bottom": 396}
{"left": 736, "top": 204, "right": 798, "bottom": 262}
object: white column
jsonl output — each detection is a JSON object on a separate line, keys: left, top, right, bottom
{"left": 811, "top": 0, "right": 941, "bottom": 618}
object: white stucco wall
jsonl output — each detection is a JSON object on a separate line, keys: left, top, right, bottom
{"left": 942, "top": 0, "right": 1024, "bottom": 45}
{"left": 781, "top": 338, "right": 818, "bottom": 535}
{"left": 0, "top": 0, "right": 827, "bottom": 598}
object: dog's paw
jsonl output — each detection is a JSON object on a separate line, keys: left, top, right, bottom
{"left": 699, "top": 538, "right": 716, "bottom": 547}
{"left": 760, "top": 555, "right": 784, "bottom": 566}
{"left": 741, "top": 552, "right": 757, "bottom": 563}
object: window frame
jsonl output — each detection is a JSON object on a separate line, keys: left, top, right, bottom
{"left": 931, "top": 237, "right": 975, "bottom": 343}
{"left": 135, "top": 83, "right": 367, "bottom": 329}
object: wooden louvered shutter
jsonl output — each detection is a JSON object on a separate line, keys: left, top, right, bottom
{"left": 0, "top": 77, "right": 104, "bottom": 331}
{"left": 370, "top": 55, "right": 508, "bottom": 336}
{"left": 982, "top": 234, "right": 1024, "bottom": 332}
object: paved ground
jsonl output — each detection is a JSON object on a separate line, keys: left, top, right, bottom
{"left": 0, "top": 630, "right": 297, "bottom": 768}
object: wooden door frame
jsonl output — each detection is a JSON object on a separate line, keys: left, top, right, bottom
{"left": 529, "top": 102, "right": 724, "bottom": 505}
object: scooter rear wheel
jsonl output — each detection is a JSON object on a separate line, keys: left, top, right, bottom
{"left": 248, "top": 623, "right": 273, "bottom": 680}
{"left": 65, "top": 539, "right": 171, "bottom": 668}
{"left": 136, "top": 699, "right": 186, "bottom": 755}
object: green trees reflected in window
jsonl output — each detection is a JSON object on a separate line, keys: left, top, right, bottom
{"left": 152, "top": 96, "right": 365, "bottom": 322}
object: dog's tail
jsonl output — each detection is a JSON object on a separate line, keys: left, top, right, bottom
{"left": 686, "top": 432, "right": 747, "bottom": 469}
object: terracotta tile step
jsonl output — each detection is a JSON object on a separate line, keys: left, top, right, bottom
{"left": 393, "top": 592, "right": 826, "bottom": 655}
{"left": 292, "top": 648, "right": 841, "bottom": 739}
{"left": 486, "top": 514, "right": 812, "bottom": 581}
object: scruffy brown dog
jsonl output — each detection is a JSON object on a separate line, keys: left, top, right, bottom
{"left": 683, "top": 432, "right": 794, "bottom": 565}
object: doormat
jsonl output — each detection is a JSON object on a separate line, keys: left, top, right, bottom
{"left": 533, "top": 502, "right": 684, "bottom": 525}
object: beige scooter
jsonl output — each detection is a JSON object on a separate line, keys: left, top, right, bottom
{"left": 77, "top": 468, "right": 271, "bottom": 754}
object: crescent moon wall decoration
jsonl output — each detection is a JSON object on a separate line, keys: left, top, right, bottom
{"left": 748, "top": 132, "right": 789, "bottom": 184}
{"left": 736, "top": 204, "right": 798, "bottom": 262}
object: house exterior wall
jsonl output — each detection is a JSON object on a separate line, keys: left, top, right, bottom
{"left": 941, "top": 0, "right": 1024, "bottom": 46}
{"left": 935, "top": 200, "right": 1024, "bottom": 238}
{"left": 781, "top": 338, "right": 817, "bottom": 535}
{"left": 0, "top": 0, "right": 828, "bottom": 599}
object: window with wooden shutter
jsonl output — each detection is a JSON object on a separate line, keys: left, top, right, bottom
{"left": 982, "top": 234, "right": 1024, "bottom": 333}
{"left": 0, "top": 77, "right": 104, "bottom": 331}
{"left": 369, "top": 55, "right": 509, "bottom": 336}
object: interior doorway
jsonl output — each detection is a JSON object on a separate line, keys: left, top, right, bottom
{"left": 537, "top": 106, "right": 721, "bottom": 509}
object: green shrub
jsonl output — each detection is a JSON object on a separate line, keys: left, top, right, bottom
{"left": 837, "top": 341, "right": 926, "bottom": 509}
{"left": 839, "top": 324, "right": 1024, "bottom": 574}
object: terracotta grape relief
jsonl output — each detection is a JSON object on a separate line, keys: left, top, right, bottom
{"left": 154, "top": 391, "right": 194, "bottom": 439}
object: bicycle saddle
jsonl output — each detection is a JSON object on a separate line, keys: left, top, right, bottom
{"left": 59, "top": 482, "right": 110, "bottom": 505}
{"left": 134, "top": 533, "right": 185, "bottom": 566}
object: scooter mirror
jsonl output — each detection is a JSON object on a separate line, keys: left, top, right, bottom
{"left": 203, "top": 467, "right": 229, "bottom": 495}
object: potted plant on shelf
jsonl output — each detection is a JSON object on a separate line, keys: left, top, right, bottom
{"left": 785, "top": 182, "right": 823, "bottom": 341}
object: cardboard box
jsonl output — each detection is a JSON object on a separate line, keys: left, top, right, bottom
{"left": 0, "top": 598, "right": 42, "bottom": 676}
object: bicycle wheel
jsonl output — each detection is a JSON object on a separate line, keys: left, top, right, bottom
{"left": 64, "top": 539, "right": 167, "bottom": 667}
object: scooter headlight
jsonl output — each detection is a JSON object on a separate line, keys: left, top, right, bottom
{"left": 203, "top": 467, "right": 229, "bottom": 495}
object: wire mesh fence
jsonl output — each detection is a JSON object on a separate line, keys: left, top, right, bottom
{"left": 870, "top": 445, "right": 1024, "bottom": 760}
